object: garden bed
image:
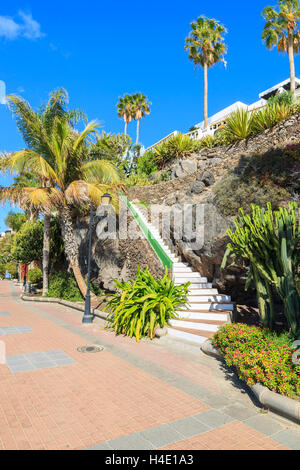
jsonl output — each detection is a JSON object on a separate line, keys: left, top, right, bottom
{"left": 201, "top": 323, "right": 300, "bottom": 423}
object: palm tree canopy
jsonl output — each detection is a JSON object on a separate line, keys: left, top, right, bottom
{"left": 117, "top": 94, "right": 133, "bottom": 124}
{"left": 184, "top": 16, "right": 227, "bottom": 69}
{"left": 131, "top": 93, "right": 151, "bottom": 121}
{"left": 0, "top": 116, "right": 121, "bottom": 212}
{"left": 262, "top": 0, "right": 300, "bottom": 53}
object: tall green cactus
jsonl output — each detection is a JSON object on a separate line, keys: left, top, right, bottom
{"left": 222, "top": 202, "right": 300, "bottom": 338}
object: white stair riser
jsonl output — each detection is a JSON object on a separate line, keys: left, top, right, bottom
{"left": 176, "top": 311, "right": 228, "bottom": 321}
{"left": 170, "top": 320, "right": 220, "bottom": 332}
{"left": 183, "top": 303, "right": 234, "bottom": 311}
{"left": 173, "top": 273, "right": 206, "bottom": 279}
{"left": 173, "top": 269, "right": 195, "bottom": 274}
{"left": 187, "top": 295, "right": 231, "bottom": 302}
{"left": 176, "top": 283, "right": 213, "bottom": 289}
{"left": 175, "top": 278, "right": 208, "bottom": 285}
{"left": 187, "top": 289, "right": 218, "bottom": 295}
{"left": 167, "top": 328, "right": 207, "bottom": 345}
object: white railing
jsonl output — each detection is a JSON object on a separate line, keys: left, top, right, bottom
{"left": 145, "top": 131, "right": 179, "bottom": 152}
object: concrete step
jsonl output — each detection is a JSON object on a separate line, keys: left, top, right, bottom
{"left": 175, "top": 311, "right": 228, "bottom": 321}
{"left": 173, "top": 272, "right": 206, "bottom": 279}
{"left": 169, "top": 319, "right": 221, "bottom": 332}
{"left": 167, "top": 327, "right": 208, "bottom": 345}
{"left": 187, "top": 294, "right": 231, "bottom": 302}
{"left": 186, "top": 289, "right": 218, "bottom": 295}
{"left": 182, "top": 302, "right": 234, "bottom": 311}
{"left": 173, "top": 267, "right": 195, "bottom": 273}
{"left": 176, "top": 283, "right": 213, "bottom": 289}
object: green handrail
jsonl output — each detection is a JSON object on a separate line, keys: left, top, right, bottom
{"left": 120, "top": 191, "right": 173, "bottom": 270}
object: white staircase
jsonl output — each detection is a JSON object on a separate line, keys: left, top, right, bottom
{"left": 131, "top": 203, "right": 233, "bottom": 346}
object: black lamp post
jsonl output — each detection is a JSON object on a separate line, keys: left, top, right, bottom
{"left": 82, "top": 193, "right": 112, "bottom": 324}
{"left": 82, "top": 201, "right": 94, "bottom": 324}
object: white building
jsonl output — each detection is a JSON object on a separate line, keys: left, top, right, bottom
{"left": 146, "top": 78, "right": 300, "bottom": 151}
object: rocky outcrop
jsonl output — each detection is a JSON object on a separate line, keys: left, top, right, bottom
{"left": 75, "top": 212, "right": 164, "bottom": 292}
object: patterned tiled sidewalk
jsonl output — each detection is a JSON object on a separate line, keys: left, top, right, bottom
{"left": 0, "top": 280, "right": 299, "bottom": 450}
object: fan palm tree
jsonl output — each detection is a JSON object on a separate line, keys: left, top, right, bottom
{"left": 131, "top": 93, "right": 151, "bottom": 144}
{"left": 117, "top": 95, "right": 133, "bottom": 135}
{"left": 4, "top": 90, "right": 87, "bottom": 296}
{"left": 184, "top": 16, "right": 227, "bottom": 129}
{"left": 0, "top": 114, "right": 120, "bottom": 298}
{"left": 262, "top": 0, "right": 300, "bottom": 95}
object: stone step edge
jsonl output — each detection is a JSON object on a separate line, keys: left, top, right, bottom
{"left": 201, "top": 340, "right": 300, "bottom": 424}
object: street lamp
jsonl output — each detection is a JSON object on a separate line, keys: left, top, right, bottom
{"left": 82, "top": 201, "right": 94, "bottom": 324}
{"left": 101, "top": 193, "right": 112, "bottom": 205}
{"left": 82, "top": 193, "right": 112, "bottom": 324}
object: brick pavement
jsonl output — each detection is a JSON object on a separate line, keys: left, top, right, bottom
{"left": 0, "top": 280, "right": 298, "bottom": 450}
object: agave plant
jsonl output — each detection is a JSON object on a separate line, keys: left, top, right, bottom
{"left": 104, "top": 266, "right": 190, "bottom": 342}
{"left": 251, "top": 103, "right": 292, "bottom": 134}
{"left": 223, "top": 108, "right": 254, "bottom": 141}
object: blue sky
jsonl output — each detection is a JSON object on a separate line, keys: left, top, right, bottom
{"left": 0, "top": 0, "right": 298, "bottom": 231}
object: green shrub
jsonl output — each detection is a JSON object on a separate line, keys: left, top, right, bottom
{"left": 214, "top": 173, "right": 289, "bottom": 216}
{"left": 125, "top": 173, "right": 153, "bottom": 187}
{"left": 47, "top": 272, "right": 84, "bottom": 301}
{"left": 193, "top": 135, "right": 215, "bottom": 150}
{"left": 267, "top": 90, "right": 294, "bottom": 107}
{"left": 5, "top": 261, "right": 18, "bottom": 277}
{"left": 212, "top": 324, "right": 300, "bottom": 398}
{"left": 136, "top": 151, "right": 158, "bottom": 176}
{"left": 105, "top": 266, "right": 189, "bottom": 342}
{"left": 27, "top": 267, "right": 42, "bottom": 285}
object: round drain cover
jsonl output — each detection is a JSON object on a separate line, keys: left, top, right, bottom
{"left": 77, "top": 345, "right": 104, "bottom": 353}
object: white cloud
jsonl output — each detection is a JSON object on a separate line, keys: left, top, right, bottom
{"left": 0, "top": 11, "right": 44, "bottom": 41}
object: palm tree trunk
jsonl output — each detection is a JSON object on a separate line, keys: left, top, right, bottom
{"left": 124, "top": 120, "right": 127, "bottom": 136}
{"left": 58, "top": 205, "right": 96, "bottom": 299}
{"left": 136, "top": 119, "right": 140, "bottom": 145}
{"left": 204, "top": 62, "right": 208, "bottom": 129}
{"left": 288, "top": 32, "right": 296, "bottom": 95}
{"left": 42, "top": 213, "right": 51, "bottom": 296}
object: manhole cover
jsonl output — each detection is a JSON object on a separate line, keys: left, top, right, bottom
{"left": 77, "top": 345, "right": 104, "bottom": 353}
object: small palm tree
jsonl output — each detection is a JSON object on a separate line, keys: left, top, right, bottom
{"left": 262, "top": 0, "right": 300, "bottom": 96}
{"left": 0, "top": 113, "right": 120, "bottom": 298}
{"left": 4, "top": 90, "right": 86, "bottom": 295}
{"left": 131, "top": 93, "right": 151, "bottom": 144}
{"left": 185, "top": 16, "right": 227, "bottom": 129}
{"left": 117, "top": 95, "right": 133, "bottom": 135}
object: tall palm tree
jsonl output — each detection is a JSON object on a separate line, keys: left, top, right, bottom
{"left": 131, "top": 93, "right": 151, "bottom": 145}
{"left": 5, "top": 89, "right": 87, "bottom": 296}
{"left": 262, "top": 0, "right": 300, "bottom": 95}
{"left": 0, "top": 115, "right": 120, "bottom": 298}
{"left": 117, "top": 95, "right": 133, "bottom": 135}
{"left": 184, "top": 16, "right": 227, "bottom": 129}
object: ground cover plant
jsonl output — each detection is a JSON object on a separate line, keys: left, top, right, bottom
{"left": 105, "top": 266, "right": 189, "bottom": 342}
{"left": 212, "top": 323, "right": 300, "bottom": 399}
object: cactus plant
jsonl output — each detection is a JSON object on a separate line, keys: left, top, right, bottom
{"left": 222, "top": 203, "right": 300, "bottom": 338}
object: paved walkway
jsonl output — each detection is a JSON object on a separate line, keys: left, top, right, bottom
{"left": 0, "top": 280, "right": 299, "bottom": 450}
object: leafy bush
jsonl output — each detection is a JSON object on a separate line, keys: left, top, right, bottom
{"left": 193, "top": 135, "right": 215, "bottom": 150}
{"left": 47, "top": 272, "right": 84, "bottom": 301}
{"left": 212, "top": 324, "right": 300, "bottom": 398}
{"left": 12, "top": 220, "right": 43, "bottom": 266}
{"left": 214, "top": 173, "right": 289, "bottom": 216}
{"left": 5, "top": 261, "right": 18, "bottom": 277}
{"left": 136, "top": 151, "right": 158, "bottom": 176}
{"left": 27, "top": 267, "right": 42, "bottom": 285}
{"left": 268, "top": 90, "right": 294, "bottom": 107}
{"left": 105, "top": 266, "right": 189, "bottom": 342}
